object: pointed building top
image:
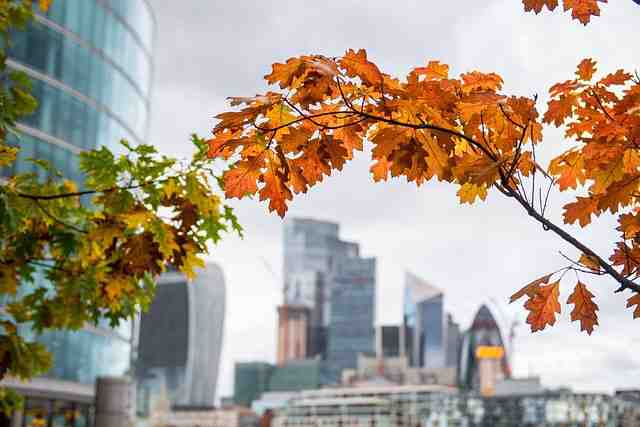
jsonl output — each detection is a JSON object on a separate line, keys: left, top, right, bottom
{"left": 405, "top": 271, "right": 443, "bottom": 303}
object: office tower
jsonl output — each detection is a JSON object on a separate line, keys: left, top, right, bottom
{"left": 459, "top": 304, "right": 511, "bottom": 395}
{"left": 137, "top": 263, "right": 226, "bottom": 411}
{"left": 325, "top": 256, "right": 376, "bottom": 383}
{"left": 1, "top": 2, "right": 154, "bottom": 425}
{"left": 280, "top": 218, "right": 359, "bottom": 362}
{"left": 403, "top": 272, "right": 445, "bottom": 369}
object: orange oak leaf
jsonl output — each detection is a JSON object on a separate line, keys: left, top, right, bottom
{"left": 259, "top": 167, "right": 292, "bottom": 217}
{"left": 627, "top": 293, "right": 640, "bottom": 319}
{"left": 524, "top": 281, "right": 561, "bottom": 332}
{"left": 576, "top": 58, "right": 597, "bottom": 81}
{"left": 222, "top": 157, "right": 264, "bottom": 199}
{"left": 412, "top": 61, "right": 450, "bottom": 81}
{"left": 563, "top": 196, "right": 598, "bottom": 227}
{"left": 370, "top": 157, "right": 391, "bottom": 182}
{"left": 510, "top": 273, "right": 554, "bottom": 303}
{"left": 567, "top": 281, "right": 599, "bottom": 334}
{"left": 339, "top": 49, "right": 383, "bottom": 86}
{"left": 522, "top": 0, "right": 559, "bottom": 13}
{"left": 522, "top": 0, "right": 607, "bottom": 25}
{"left": 543, "top": 93, "right": 578, "bottom": 126}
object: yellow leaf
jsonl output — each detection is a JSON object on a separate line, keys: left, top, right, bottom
{"left": 180, "top": 246, "right": 205, "bottom": 280}
{"left": 457, "top": 182, "right": 487, "bottom": 204}
{"left": 578, "top": 253, "right": 600, "bottom": 272}
{"left": 0, "top": 266, "right": 18, "bottom": 295}
{"left": 163, "top": 178, "right": 181, "bottom": 198}
{"left": 121, "top": 208, "right": 153, "bottom": 229}
{"left": 38, "top": 0, "right": 52, "bottom": 12}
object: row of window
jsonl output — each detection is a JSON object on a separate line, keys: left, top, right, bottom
{"left": 21, "top": 77, "right": 137, "bottom": 151}
{"left": 11, "top": 21, "right": 148, "bottom": 138}
{"left": 22, "top": 398, "right": 93, "bottom": 427}
{"left": 19, "top": 326, "right": 130, "bottom": 385}
{"left": 39, "top": 0, "right": 153, "bottom": 93}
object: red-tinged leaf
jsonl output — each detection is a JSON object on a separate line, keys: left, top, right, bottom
{"left": 563, "top": 196, "right": 598, "bottom": 227}
{"left": 206, "top": 131, "right": 243, "bottom": 160}
{"left": 567, "top": 281, "right": 599, "bottom": 334}
{"left": 627, "top": 293, "right": 640, "bottom": 319}
{"left": 564, "top": 0, "right": 605, "bottom": 25}
{"left": 222, "top": 157, "right": 264, "bottom": 199}
{"left": 522, "top": 0, "right": 559, "bottom": 13}
{"left": 599, "top": 70, "right": 633, "bottom": 87}
{"left": 510, "top": 273, "right": 554, "bottom": 303}
{"left": 524, "top": 281, "right": 561, "bottom": 332}
{"left": 576, "top": 58, "right": 597, "bottom": 81}
{"left": 543, "top": 93, "right": 578, "bottom": 126}
{"left": 339, "top": 49, "right": 383, "bottom": 86}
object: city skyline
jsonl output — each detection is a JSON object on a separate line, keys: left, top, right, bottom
{"left": 149, "top": 0, "right": 639, "bottom": 399}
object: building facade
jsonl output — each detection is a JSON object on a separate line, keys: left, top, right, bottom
{"left": 377, "top": 325, "right": 404, "bottom": 358}
{"left": 325, "top": 256, "right": 376, "bottom": 383}
{"left": 273, "top": 387, "right": 640, "bottom": 427}
{"left": 137, "top": 264, "right": 226, "bottom": 412}
{"left": 281, "top": 218, "right": 360, "bottom": 362}
{"left": 404, "top": 273, "right": 446, "bottom": 369}
{"left": 1, "top": 2, "right": 154, "bottom": 426}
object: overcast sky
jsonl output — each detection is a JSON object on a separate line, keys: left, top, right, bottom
{"left": 148, "top": 0, "right": 640, "bottom": 398}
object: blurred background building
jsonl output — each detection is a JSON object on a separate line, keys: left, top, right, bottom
{"left": 0, "top": 1, "right": 154, "bottom": 426}
{"left": 459, "top": 304, "right": 512, "bottom": 395}
{"left": 136, "top": 263, "right": 226, "bottom": 414}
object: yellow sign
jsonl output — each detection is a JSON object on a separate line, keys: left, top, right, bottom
{"left": 475, "top": 346, "right": 505, "bottom": 359}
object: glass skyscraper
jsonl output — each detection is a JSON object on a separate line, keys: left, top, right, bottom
{"left": 4, "top": 0, "right": 154, "bottom": 182}
{"left": 404, "top": 272, "right": 445, "bottom": 369}
{"left": 1, "top": 2, "right": 154, "bottom": 426}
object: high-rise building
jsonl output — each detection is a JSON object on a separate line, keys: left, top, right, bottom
{"left": 276, "top": 305, "right": 310, "bottom": 365}
{"left": 458, "top": 304, "right": 511, "bottom": 395}
{"left": 280, "top": 218, "right": 361, "bottom": 362}
{"left": 325, "top": 256, "right": 376, "bottom": 383}
{"left": 137, "top": 263, "right": 226, "bottom": 412}
{"left": 1, "top": 2, "right": 154, "bottom": 425}
{"left": 403, "top": 272, "right": 445, "bottom": 369}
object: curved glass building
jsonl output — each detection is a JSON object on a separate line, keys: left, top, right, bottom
{"left": 1, "top": 1, "right": 155, "bottom": 426}
{"left": 4, "top": 0, "right": 154, "bottom": 182}
{"left": 137, "top": 263, "right": 226, "bottom": 413}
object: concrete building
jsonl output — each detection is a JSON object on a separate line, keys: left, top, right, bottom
{"left": 136, "top": 263, "right": 226, "bottom": 412}
{"left": 0, "top": 1, "right": 154, "bottom": 425}
{"left": 376, "top": 325, "right": 404, "bottom": 358}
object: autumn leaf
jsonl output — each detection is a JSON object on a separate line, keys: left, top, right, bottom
{"left": 524, "top": 281, "right": 561, "bottom": 332}
{"left": 412, "top": 60, "right": 449, "bottom": 81}
{"left": 457, "top": 182, "right": 487, "bottom": 204}
{"left": 578, "top": 253, "right": 601, "bottom": 272}
{"left": 627, "top": 294, "right": 640, "bottom": 319}
{"left": 567, "top": 281, "right": 599, "bottom": 334}
{"left": 38, "top": 0, "right": 51, "bottom": 11}
{"left": 522, "top": 0, "right": 607, "bottom": 25}
{"left": 510, "top": 273, "right": 554, "bottom": 303}
{"left": 563, "top": 197, "right": 598, "bottom": 227}
{"left": 575, "top": 58, "right": 597, "bottom": 81}
{"left": 339, "top": 49, "right": 383, "bottom": 86}
{"left": 223, "top": 157, "right": 264, "bottom": 199}
{"left": 259, "top": 166, "right": 292, "bottom": 217}
{"left": 522, "top": 0, "right": 559, "bottom": 13}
